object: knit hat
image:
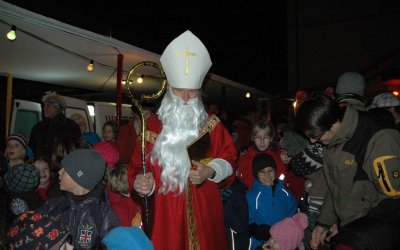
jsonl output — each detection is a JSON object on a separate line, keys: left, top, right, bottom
{"left": 270, "top": 213, "right": 308, "bottom": 250}
{"left": 93, "top": 142, "right": 119, "bottom": 168}
{"left": 42, "top": 91, "right": 67, "bottom": 112}
{"left": 290, "top": 143, "right": 324, "bottom": 176}
{"left": 61, "top": 149, "right": 106, "bottom": 190}
{"left": 10, "top": 198, "right": 29, "bottom": 215}
{"left": 336, "top": 72, "right": 365, "bottom": 97}
{"left": 367, "top": 92, "right": 400, "bottom": 109}
{"left": 5, "top": 163, "right": 40, "bottom": 192}
{"left": 8, "top": 211, "right": 69, "bottom": 250}
{"left": 7, "top": 132, "right": 29, "bottom": 150}
{"left": 252, "top": 153, "right": 276, "bottom": 178}
{"left": 102, "top": 226, "right": 154, "bottom": 250}
{"left": 160, "top": 30, "right": 212, "bottom": 89}
{"left": 82, "top": 132, "right": 102, "bottom": 147}
{"left": 280, "top": 131, "right": 309, "bottom": 157}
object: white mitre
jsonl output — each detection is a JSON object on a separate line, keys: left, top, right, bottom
{"left": 160, "top": 30, "right": 212, "bottom": 89}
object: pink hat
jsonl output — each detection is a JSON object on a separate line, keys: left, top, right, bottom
{"left": 270, "top": 213, "right": 308, "bottom": 250}
{"left": 93, "top": 142, "right": 119, "bottom": 168}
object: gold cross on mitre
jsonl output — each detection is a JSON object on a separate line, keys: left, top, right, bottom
{"left": 177, "top": 47, "right": 196, "bottom": 75}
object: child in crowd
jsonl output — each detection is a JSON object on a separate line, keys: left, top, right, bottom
{"left": 261, "top": 213, "right": 309, "bottom": 250}
{"left": 4, "top": 132, "right": 29, "bottom": 169}
{"left": 102, "top": 121, "right": 118, "bottom": 143}
{"left": 102, "top": 226, "right": 153, "bottom": 250}
{"left": 4, "top": 163, "right": 42, "bottom": 217}
{"left": 51, "top": 135, "right": 82, "bottom": 173}
{"left": 48, "top": 135, "right": 82, "bottom": 199}
{"left": 4, "top": 133, "right": 41, "bottom": 221}
{"left": 247, "top": 153, "right": 297, "bottom": 250}
{"left": 279, "top": 130, "right": 308, "bottom": 204}
{"left": 36, "top": 149, "right": 120, "bottom": 249}
{"left": 238, "top": 120, "right": 286, "bottom": 190}
{"left": 31, "top": 156, "right": 52, "bottom": 201}
{"left": 106, "top": 163, "right": 141, "bottom": 227}
{"left": 93, "top": 121, "right": 119, "bottom": 168}
{"left": 7, "top": 210, "right": 74, "bottom": 250}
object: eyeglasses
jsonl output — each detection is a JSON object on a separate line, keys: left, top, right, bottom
{"left": 254, "top": 136, "right": 271, "bottom": 141}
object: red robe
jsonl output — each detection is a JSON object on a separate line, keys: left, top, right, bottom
{"left": 238, "top": 146, "right": 285, "bottom": 190}
{"left": 116, "top": 119, "right": 137, "bottom": 164}
{"left": 128, "top": 114, "right": 237, "bottom": 250}
{"left": 106, "top": 186, "right": 141, "bottom": 227}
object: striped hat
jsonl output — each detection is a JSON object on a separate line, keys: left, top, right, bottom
{"left": 7, "top": 132, "right": 29, "bottom": 150}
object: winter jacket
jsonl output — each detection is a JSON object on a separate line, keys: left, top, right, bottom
{"left": 36, "top": 187, "right": 120, "bottom": 250}
{"left": 319, "top": 106, "right": 400, "bottom": 227}
{"left": 246, "top": 179, "right": 297, "bottom": 250}
{"left": 222, "top": 178, "right": 249, "bottom": 250}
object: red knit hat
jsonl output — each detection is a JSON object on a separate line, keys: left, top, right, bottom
{"left": 93, "top": 142, "right": 119, "bottom": 168}
{"left": 270, "top": 213, "right": 308, "bottom": 250}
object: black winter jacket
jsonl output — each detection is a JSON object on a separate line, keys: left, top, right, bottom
{"left": 36, "top": 187, "right": 120, "bottom": 250}
{"left": 29, "top": 113, "right": 81, "bottom": 159}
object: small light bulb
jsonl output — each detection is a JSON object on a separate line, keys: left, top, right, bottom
{"left": 137, "top": 76, "right": 143, "bottom": 84}
{"left": 245, "top": 92, "right": 251, "bottom": 98}
{"left": 7, "top": 25, "right": 17, "bottom": 41}
{"left": 87, "top": 60, "right": 94, "bottom": 72}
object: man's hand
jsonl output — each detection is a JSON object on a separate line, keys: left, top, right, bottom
{"left": 134, "top": 173, "right": 155, "bottom": 196}
{"left": 310, "top": 225, "right": 329, "bottom": 249}
{"left": 189, "top": 160, "right": 215, "bottom": 185}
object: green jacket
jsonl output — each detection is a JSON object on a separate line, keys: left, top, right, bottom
{"left": 319, "top": 105, "right": 400, "bottom": 226}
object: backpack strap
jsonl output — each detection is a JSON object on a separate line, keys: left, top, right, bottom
{"left": 342, "top": 111, "right": 385, "bottom": 181}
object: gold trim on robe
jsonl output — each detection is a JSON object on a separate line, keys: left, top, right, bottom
{"left": 186, "top": 114, "right": 220, "bottom": 249}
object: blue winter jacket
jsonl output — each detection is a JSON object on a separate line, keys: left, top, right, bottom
{"left": 246, "top": 179, "right": 297, "bottom": 250}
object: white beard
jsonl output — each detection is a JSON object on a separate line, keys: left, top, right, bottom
{"left": 151, "top": 88, "right": 208, "bottom": 194}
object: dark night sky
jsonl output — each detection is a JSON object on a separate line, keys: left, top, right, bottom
{"left": 6, "top": 1, "right": 288, "bottom": 94}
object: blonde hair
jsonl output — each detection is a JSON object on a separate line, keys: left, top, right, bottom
{"left": 251, "top": 120, "right": 276, "bottom": 141}
{"left": 107, "top": 163, "right": 129, "bottom": 194}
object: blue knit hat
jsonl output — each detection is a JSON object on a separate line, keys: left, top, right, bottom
{"left": 81, "top": 132, "right": 101, "bottom": 147}
{"left": 102, "top": 226, "right": 153, "bottom": 250}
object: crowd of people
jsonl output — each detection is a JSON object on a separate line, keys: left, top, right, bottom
{"left": 1, "top": 30, "right": 400, "bottom": 250}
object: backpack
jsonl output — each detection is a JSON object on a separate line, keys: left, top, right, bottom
{"left": 343, "top": 111, "right": 400, "bottom": 197}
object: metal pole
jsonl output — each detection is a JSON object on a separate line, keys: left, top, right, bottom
{"left": 116, "top": 54, "right": 124, "bottom": 127}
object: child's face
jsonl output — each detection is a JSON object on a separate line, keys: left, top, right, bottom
{"left": 102, "top": 125, "right": 115, "bottom": 142}
{"left": 263, "top": 237, "right": 280, "bottom": 250}
{"left": 257, "top": 166, "right": 276, "bottom": 186}
{"left": 253, "top": 129, "right": 272, "bottom": 151}
{"left": 58, "top": 168, "right": 78, "bottom": 193}
{"left": 280, "top": 150, "right": 291, "bottom": 165}
{"left": 5, "top": 139, "right": 26, "bottom": 160}
{"left": 34, "top": 160, "right": 51, "bottom": 185}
